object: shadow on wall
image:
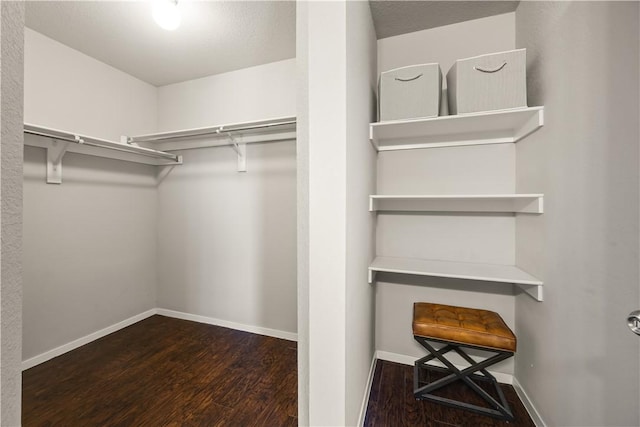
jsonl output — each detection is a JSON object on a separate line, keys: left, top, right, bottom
{"left": 515, "top": 1, "right": 640, "bottom": 425}
{"left": 23, "top": 144, "right": 157, "bottom": 189}
{"left": 254, "top": 139, "right": 298, "bottom": 335}
{"left": 599, "top": 2, "right": 640, "bottom": 424}
{"left": 377, "top": 272, "right": 516, "bottom": 298}
{"left": 155, "top": 139, "right": 297, "bottom": 336}
{"left": 22, "top": 145, "right": 158, "bottom": 360}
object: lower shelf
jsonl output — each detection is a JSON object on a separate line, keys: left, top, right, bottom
{"left": 368, "top": 256, "right": 543, "bottom": 301}
{"left": 369, "top": 194, "right": 544, "bottom": 214}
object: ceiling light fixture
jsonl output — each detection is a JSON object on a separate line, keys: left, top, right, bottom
{"left": 153, "top": 0, "right": 181, "bottom": 31}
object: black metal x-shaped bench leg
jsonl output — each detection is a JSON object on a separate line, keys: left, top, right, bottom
{"left": 413, "top": 335, "right": 515, "bottom": 421}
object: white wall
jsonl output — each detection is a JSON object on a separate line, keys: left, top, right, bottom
{"left": 157, "top": 60, "right": 295, "bottom": 131}
{"left": 24, "top": 29, "right": 157, "bottom": 141}
{"left": 155, "top": 59, "right": 297, "bottom": 336}
{"left": 304, "top": 3, "right": 348, "bottom": 423}
{"left": 1, "top": 2, "right": 25, "bottom": 424}
{"left": 22, "top": 29, "right": 298, "bottom": 363}
{"left": 375, "top": 13, "right": 518, "bottom": 376}
{"left": 515, "top": 2, "right": 639, "bottom": 425}
{"left": 297, "top": 2, "right": 377, "bottom": 424}
{"left": 23, "top": 30, "right": 297, "bottom": 360}
{"left": 23, "top": 28, "right": 159, "bottom": 361}
{"left": 345, "top": 2, "right": 377, "bottom": 425}
{"left": 296, "top": 2, "right": 310, "bottom": 422}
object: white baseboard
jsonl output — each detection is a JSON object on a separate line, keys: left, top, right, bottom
{"left": 155, "top": 308, "right": 298, "bottom": 342}
{"left": 357, "top": 355, "right": 377, "bottom": 427}
{"left": 22, "top": 309, "right": 157, "bottom": 371}
{"left": 375, "top": 350, "right": 513, "bottom": 385}
{"left": 23, "top": 308, "right": 297, "bottom": 370}
{"left": 512, "top": 377, "right": 546, "bottom": 427}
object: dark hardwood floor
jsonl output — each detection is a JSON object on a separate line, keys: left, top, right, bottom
{"left": 364, "top": 360, "right": 535, "bottom": 427}
{"left": 24, "top": 316, "right": 535, "bottom": 427}
{"left": 23, "top": 315, "right": 297, "bottom": 427}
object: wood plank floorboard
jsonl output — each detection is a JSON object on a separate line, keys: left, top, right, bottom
{"left": 22, "top": 315, "right": 297, "bottom": 427}
{"left": 364, "top": 360, "right": 535, "bottom": 427}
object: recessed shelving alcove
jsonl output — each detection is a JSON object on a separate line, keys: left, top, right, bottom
{"left": 369, "top": 107, "right": 545, "bottom": 301}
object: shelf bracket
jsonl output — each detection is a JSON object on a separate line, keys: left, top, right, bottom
{"left": 516, "top": 284, "right": 543, "bottom": 302}
{"left": 121, "top": 135, "right": 143, "bottom": 148}
{"left": 156, "top": 155, "right": 183, "bottom": 184}
{"left": 368, "top": 269, "right": 376, "bottom": 284}
{"left": 236, "top": 142, "right": 246, "bottom": 172}
{"left": 46, "top": 139, "right": 71, "bottom": 184}
{"left": 223, "top": 131, "right": 246, "bottom": 173}
{"left": 513, "top": 108, "right": 544, "bottom": 142}
{"left": 121, "top": 135, "right": 134, "bottom": 146}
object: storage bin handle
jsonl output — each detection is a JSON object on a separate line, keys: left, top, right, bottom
{"left": 394, "top": 73, "right": 423, "bottom": 82}
{"left": 474, "top": 62, "right": 507, "bottom": 73}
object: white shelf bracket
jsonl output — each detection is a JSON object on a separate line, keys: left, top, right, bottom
{"left": 513, "top": 108, "right": 544, "bottom": 142}
{"left": 516, "top": 284, "right": 544, "bottom": 302}
{"left": 223, "top": 131, "right": 246, "bottom": 173}
{"left": 121, "top": 135, "right": 141, "bottom": 147}
{"left": 156, "top": 155, "right": 183, "bottom": 184}
{"left": 236, "top": 142, "right": 246, "bottom": 172}
{"left": 46, "top": 139, "right": 70, "bottom": 184}
{"left": 368, "top": 269, "right": 376, "bottom": 284}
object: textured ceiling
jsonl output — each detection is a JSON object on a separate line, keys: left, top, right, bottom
{"left": 25, "top": 1, "right": 296, "bottom": 87}
{"left": 369, "top": 1, "right": 520, "bottom": 39}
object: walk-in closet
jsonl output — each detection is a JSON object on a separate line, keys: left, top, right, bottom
{"left": 0, "top": 1, "right": 637, "bottom": 426}
{"left": 21, "top": 1, "right": 297, "bottom": 425}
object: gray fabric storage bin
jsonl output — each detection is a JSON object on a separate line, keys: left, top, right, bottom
{"left": 379, "top": 63, "right": 442, "bottom": 121}
{"left": 447, "top": 49, "right": 527, "bottom": 115}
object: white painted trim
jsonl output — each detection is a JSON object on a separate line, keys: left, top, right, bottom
{"left": 22, "top": 308, "right": 297, "bottom": 370}
{"left": 22, "top": 309, "right": 158, "bottom": 370}
{"left": 512, "top": 377, "right": 546, "bottom": 427}
{"left": 156, "top": 308, "right": 298, "bottom": 342}
{"left": 357, "top": 355, "right": 378, "bottom": 427}
{"left": 375, "top": 350, "right": 513, "bottom": 385}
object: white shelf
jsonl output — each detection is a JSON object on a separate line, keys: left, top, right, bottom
{"left": 126, "top": 116, "right": 296, "bottom": 172}
{"left": 128, "top": 116, "right": 296, "bottom": 152}
{"left": 368, "top": 256, "right": 543, "bottom": 301}
{"left": 370, "top": 106, "right": 544, "bottom": 151}
{"left": 24, "top": 124, "right": 182, "bottom": 184}
{"left": 369, "top": 194, "right": 544, "bottom": 214}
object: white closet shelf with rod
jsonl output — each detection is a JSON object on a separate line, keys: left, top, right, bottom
{"left": 24, "top": 123, "right": 183, "bottom": 184}
{"left": 125, "top": 116, "right": 296, "bottom": 172}
{"left": 368, "top": 256, "right": 544, "bottom": 301}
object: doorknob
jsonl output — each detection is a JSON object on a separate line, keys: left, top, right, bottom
{"left": 628, "top": 310, "right": 640, "bottom": 336}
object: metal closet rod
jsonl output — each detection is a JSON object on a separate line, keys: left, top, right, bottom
{"left": 127, "top": 118, "right": 297, "bottom": 143}
{"left": 24, "top": 125, "right": 181, "bottom": 162}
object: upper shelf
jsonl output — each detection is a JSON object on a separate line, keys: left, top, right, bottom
{"left": 127, "top": 116, "right": 296, "bottom": 152}
{"left": 369, "top": 106, "right": 544, "bottom": 151}
{"left": 369, "top": 194, "right": 544, "bottom": 214}
{"left": 24, "top": 123, "right": 182, "bottom": 184}
{"left": 24, "top": 124, "right": 181, "bottom": 166}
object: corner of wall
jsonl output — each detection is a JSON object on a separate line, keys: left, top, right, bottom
{"left": 296, "top": 1, "right": 310, "bottom": 424}
{"left": 345, "top": 1, "right": 378, "bottom": 425}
